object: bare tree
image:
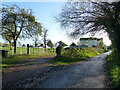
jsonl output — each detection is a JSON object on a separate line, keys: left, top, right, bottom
{"left": 56, "top": 1, "right": 120, "bottom": 63}
{"left": 43, "top": 28, "right": 48, "bottom": 52}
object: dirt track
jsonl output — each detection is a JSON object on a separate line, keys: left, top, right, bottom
{"left": 2, "top": 51, "right": 112, "bottom": 88}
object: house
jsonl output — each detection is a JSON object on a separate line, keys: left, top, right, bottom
{"left": 79, "top": 37, "right": 103, "bottom": 47}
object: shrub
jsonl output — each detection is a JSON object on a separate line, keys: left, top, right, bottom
{"left": 51, "top": 47, "right": 105, "bottom": 65}
{"left": 60, "top": 47, "right": 104, "bottom": 62}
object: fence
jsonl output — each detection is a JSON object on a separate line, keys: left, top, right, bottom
{"left": 0, "top": 46, "right": 56, "bottom": 56}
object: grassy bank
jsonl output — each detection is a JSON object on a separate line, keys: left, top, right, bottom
{"left": 106, "top": 53, "right": 120, "bottom": 88}
{"left": 49, "top": 47, "right": 105, "bottom": 65}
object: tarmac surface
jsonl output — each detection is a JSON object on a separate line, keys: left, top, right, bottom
{"left": 2, "top": 51, "right": 112, "bottom": 88}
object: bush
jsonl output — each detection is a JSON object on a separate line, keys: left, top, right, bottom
{"left": 51, "top": 47, "right": 105, "bottom": 65}
{"left": 53, "top": 47, "right": 105, "bottom": 63}
{"left": 62, "top": 47, "right": 104, "bottom": 58}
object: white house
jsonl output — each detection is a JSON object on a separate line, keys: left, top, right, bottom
{"left": 79, "top": 38, "right": 103, "bottom": 47}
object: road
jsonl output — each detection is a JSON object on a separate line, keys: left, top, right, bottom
{"left": 2, "top": 51, "right": 112, "bottom": 88}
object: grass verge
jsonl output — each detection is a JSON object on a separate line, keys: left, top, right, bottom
{"left": 1, "top": 53, "right": 55, "bottom": 67}
{"left": 106, "top": 53, "right": 120, "bottom": 88}
{"left": 48, "top": 47, "right": 105, "bottom": 65}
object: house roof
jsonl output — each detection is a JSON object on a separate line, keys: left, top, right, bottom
{"left": 80, "top": 38, "right": 102, "bottom": 40}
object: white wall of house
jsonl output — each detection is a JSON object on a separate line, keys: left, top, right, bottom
{"left": 80, "top": 40, "right": 100, "bottom": 47}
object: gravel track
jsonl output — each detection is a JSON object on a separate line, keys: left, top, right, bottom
{"left": 2, "top": 51, "right": 112, "bottom": 88}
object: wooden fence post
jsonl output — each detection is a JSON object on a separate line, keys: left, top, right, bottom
{"left": 27, "top": 44, "right": 29, "bottom": 55}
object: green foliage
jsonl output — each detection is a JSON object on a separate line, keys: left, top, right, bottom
{"left": 0, "top": 47, "right": 55, "bottom": 56}
{"left": 98, "top": 39, "right": 104, "bottom": 49}
{"left": 2, "top": 43, "right": 9, "bottom": 47}
{"left": 1, "top": 4, "right": 42, "bottom": 53}
{"left": 70, "top": 42, "right": 77, "bottom": 47}
{"left": 51, "top": 47, "right": 105, "bottom": 65}
{"left": 57, "top": 2, "right": 120, "bottom": 63}
{"left": 106, "top": 53, "right": 120, "bottom": 88}
{"left": 0, "top": 43, "right": 2, "bottom": 46}
{"left": 1, "top": 47, "right": 56, "bottom": 67}
{"left": 58, "top": 41, "right": 67, "bottom": 47}
{"left": 38, "top": 43, "right": 44, "bottom": 47}
{"left": 47, "top": 40, "right": 54, "bottom": 48}
{"left": 28, "top": 22, "right": 42, "bottom": 37}
{"left": 62, "top": 47, "right": 104, "bottom": 59}
{"left": 22, "top": 44, "right": 26, "bottom": 47}
{"left": 0, "top": 30, "right": 13, "bottom": 45}
{"left": 2, "top": 53, "right": 55, "bottom": 65}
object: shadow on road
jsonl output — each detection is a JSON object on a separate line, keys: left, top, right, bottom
{"left": 2, "top": 51, "right": 111, "bottom": 88}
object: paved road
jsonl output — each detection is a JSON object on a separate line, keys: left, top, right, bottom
{"left": 2, "top": 51, "right": 112, "bottom": 88}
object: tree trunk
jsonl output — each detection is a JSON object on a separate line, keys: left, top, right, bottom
{"left": 14, "top": 40, "right": 17, "bottom": 53}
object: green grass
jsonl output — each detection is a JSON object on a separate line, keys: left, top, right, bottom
{"left": 0, "top": 47, "right": 55, "bottom": 56}
{"left": 0, "top": 64, "right": 8, "bottom": 68}
{"left": 2, "top": 53, "right": 55, "bottom": 64}
{"left": 49, "top": 56, "right": 88, "bottom": 65}
{"left": 1, "top": 47, "right": 106, "bottom": 67}
{"left": 106, "top": 53, "right": 120, "bottom": 88}
{"left": 0, "top": 47, "right": 56, "bottom": 67}
{"left": 49, "top": 47, "right": 105, "bottom": 65}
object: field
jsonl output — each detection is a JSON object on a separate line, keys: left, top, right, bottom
{"left": 1, "top": 47, "right": 106, "bottom": 67}
{"left": 0, "top": 47, "right": 56, "bottom": 56}
{"left": 0, "top": 47, "right": 56, "bottom": 67}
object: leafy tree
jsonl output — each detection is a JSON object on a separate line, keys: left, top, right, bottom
{"left": 22, "top": 44, "right": 26, "bottom": 47}
{"left": 40, "top": 43, "right": 44, "bottom": 47}
{"left": 38, "top": 43, "right": 43, "bottom": 47}
{"left": 98, "top": 39, "right": 104, "bottom": 49}
{"left": 2, "top": 43, "right": 9, "bottom": 47}
{"left": 47, "top": 40, "right": 54, "bottom": 48}
{"left": 0, "top": 43, "right": 2, "bottom": 46}
{"left": 58, "top": 41, "right": 67, "bottom": 47}
{"left": 1, "top": 4, "right": 42, "bottom": 53}
{"left": 1, "top": 30, "right": 13, "bottom": 50}
{"left": 31, "top": 22, "right": 42, "bottom": 47}
{"left": 29, "top": 45, "right": 34, "bottom": 47}
{"left": 70, "top": 42, "right": 77, "bottom": 47}
{"left": 57, "top": 2, "right": 120, "bottom": 64}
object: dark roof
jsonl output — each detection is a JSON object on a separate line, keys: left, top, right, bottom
{"left": 80, "top": 38, "right": 102, "bottom": 40}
